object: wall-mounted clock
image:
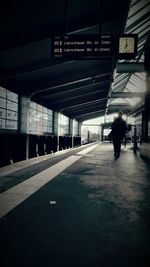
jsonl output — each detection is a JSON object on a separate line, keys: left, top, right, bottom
{"left": 119, "top": 37, "right": 135, "bottom": 53}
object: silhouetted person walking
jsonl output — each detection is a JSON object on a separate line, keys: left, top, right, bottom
{"left": 111, "top": 111, "right": 127, "bottom": 157}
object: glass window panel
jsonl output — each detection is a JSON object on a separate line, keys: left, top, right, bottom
{"left": 6, "top": 120, "right": 17, "bottom": 130}
{"left": 6, "top": 110, "right": 18, "bottom": 121}
{"left": 43, "top": 126, "right": 48, "bottom": 132}
{"left": 0, "top": 98, "right": 6, "bottom": 108}
{"left": 30, "top": 101, "right": 37, "bottom": 109}
{"left": 27, "top": 101, "right": 53, "bottom": 134}
{"left": 0, "top": 118, "right": 6, "bottom": 128}
{"left": 0, "top": 87, "right": 19, "bottom": 132}
{"left": 73, "top": 119, "right": 78, "bottom": 136}
{"left": 0, "top": 108, "right": 6, "bottom": 119}
{"left": 37, "top": 104, "right": 43, "bottom": 112}
{"left": 47, "top": 126, "right": 52, "bottom": 132}
{"left": 43, "top": 107, "right": 48, "bottom": 113}
{"left": 0, "top": 87, "right": 7, "bottom": 98}
{"left": 7, "top": 100, "right": 18, "bottom": 111}
{"left": 48, "top": 109, "right": 53, "bottom": 116}
{"left": 7, "top": 90, "right": 18, "bottom": 102}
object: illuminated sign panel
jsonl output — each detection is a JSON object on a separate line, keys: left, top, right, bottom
{"left": 52, "top": 35, "right": 114, "bottom": 59}
{"left": 52, "top": 34, "right": 137, "bottom": 59}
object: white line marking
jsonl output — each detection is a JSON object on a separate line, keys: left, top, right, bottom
{"left": 76, "top": 143, "right": 99, "bottom": 155}
{"left": 0, "top": 143, "right": 99, "bottom": 219}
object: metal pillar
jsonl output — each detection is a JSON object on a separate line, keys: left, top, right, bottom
{"left": 101, "top": 126, "right": 104, "bottom": 141}
{"left": 133, "top": 125, "right": 137, "bottom": 153}
{"left": 143, "top": 38, "right": 150, "bottom": 142}
{"left": 26, "top": 135, "right": 29, "bottom": 160}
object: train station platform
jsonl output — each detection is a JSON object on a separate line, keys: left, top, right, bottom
{"left": 0, "top": 142, "right": 150, "bottom": 267}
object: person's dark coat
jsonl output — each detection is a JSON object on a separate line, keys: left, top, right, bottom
{"left": 111, "top": 117, "right": 127, "bottom": 139}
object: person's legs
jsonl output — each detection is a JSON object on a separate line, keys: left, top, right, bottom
{"left": 113, "top": 138, "right": 118, "bottom": 156}
{"left": 113, "top": 138, "right": 121, "bottom": 157}
{"left": 116, "top": 138, "right": 121, "bottom": 156}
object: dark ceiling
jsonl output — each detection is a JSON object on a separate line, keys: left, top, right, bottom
{"left": 0, "top": 0, "right": 131, "bottom": 122}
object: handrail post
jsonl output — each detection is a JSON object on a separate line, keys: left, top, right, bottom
{"left": 133, "top": 125, "right": 137, "bottom": 153}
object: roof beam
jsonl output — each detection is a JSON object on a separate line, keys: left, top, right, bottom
{"left": 67, "top": 105, "right": 106, "bottom": 117}
{"left": 39, "top": 81, "right": 108, "bottom": 100}
{"left": 30, "top": 72, "right": 111, "bottom": 100}
{"left": 61, "top": 98, "right": 107, "bottom": 111}
{"left": 106, "top": 105, "right": 131, "bottom": 113}
{"left": 47, "top": 90, "right": 107, "bottom": 107}
{"left": 110, "top": 92, "right": 145, "bottom": 98}
{"left": 53, "top": 97, "right": 107, "bottom": 111}
{"left": 117, "top": 63, "right": 144, "bottom": 73}
{"left": 76, "top": 110, "right": 105, "bottom": 122}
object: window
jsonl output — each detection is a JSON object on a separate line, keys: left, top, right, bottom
{"left": 27, "top": 101, "right": 53, "bottom": 134}
{"left": 0, "top": 87, "right": 18, "bottom": 130}
{"left": 58, "top": 114, "right": 69, "bottom": 135}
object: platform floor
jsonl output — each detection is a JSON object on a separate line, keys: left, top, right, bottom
{"left": 0, "top": 143, "right": 150, "bottom": 267}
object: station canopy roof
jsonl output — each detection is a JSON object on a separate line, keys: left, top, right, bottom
{"left": 0, "top": 0, "right": 150, "bottom": 122}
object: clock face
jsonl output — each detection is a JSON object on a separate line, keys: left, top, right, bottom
{"left": 119, "top": 37, "right": 135, "bottom": 53}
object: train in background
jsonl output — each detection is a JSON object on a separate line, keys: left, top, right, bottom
{"left": 81, "top": 130, "right": 101, "bottom": 144}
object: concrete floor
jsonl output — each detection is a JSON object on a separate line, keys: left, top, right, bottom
{"left": 0, "top": 143, "right": 150, "bottom": 267}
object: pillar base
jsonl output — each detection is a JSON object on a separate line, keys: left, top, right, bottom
{"left": 140, "top": 143, "right": 150, "bottom": 160}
